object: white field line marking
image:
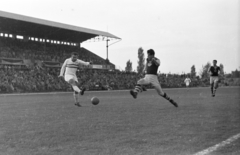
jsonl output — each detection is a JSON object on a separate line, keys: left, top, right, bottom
{"left": 0, "top": 86, "right": 239, "bottom": 96}
{"left": 0, "top": 90, "right": 127, "bottom": 96}
{"left": 0, "top": 89, "right": 154, "bottom": 96}
{"left": 193, "top": 133, "right": 240, "bottom": 155}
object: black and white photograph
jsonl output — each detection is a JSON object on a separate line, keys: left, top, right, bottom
{"left": 0, "top": 0, "right": 239, "bottom": 154}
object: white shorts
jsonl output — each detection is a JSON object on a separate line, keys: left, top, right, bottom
{"left": 210, "top": 76, "right": 219, "bottom": 84}
{"left": 64, "top": 74, "right": 78, "bottom": 83}
{"left": 137, "top": 74, "right": 164, "bottom": 95}
{"left": 185, "top": 82, "right": 190, "bottom": 86}
{"left": 138, "top": 74, "right": 160, "bottom": 87}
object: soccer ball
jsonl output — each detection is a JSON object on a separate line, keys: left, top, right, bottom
{"left": 91, "top": 97, "right": 99, "bottom": 105}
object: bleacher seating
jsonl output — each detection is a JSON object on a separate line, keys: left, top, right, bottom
{"left": 1, "top": 37, "right": 237, "bottom": 93}
{"left": 0, "top": 37, "right": 109, "bottom": 64}
{"left": 0, "top": 37, "right": 139, "bottom": 93}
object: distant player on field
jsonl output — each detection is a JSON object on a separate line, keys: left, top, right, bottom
{"left": 208, "top": 60, "right": 221, "bottom": 97}
{"left": 130, "top": 49, "right": 178, "bottom": 107}
{"left": 184, "top": 77, "right": 191, "bottom": 87}
{"left": 59, "top": 52, "right": 92, "bottom": 107}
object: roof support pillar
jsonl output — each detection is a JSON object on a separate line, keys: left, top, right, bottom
{"left": 24, "top": 36, "right": 29, "bottom": 42}
{"left": 12, "top": 34, "right": 16, "bottom": 39}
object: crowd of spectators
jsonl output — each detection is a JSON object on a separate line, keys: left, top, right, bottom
{"left": 0, "top": 37, "right": 237, "bottom": 94}
{"left": 0, "top": 63, "right": 206, "bottom": 93}
{"left": 0, "top": 64, "right": 142, "bottom": 93}
{"left": 0, "top": 37, "right": 109, "bottom": 65}
{"left": 0, "top": 65, "right": 69, "bottom": 93}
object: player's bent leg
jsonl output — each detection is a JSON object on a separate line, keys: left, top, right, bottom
{"left": 69, "top": 79, "right": 86, "bottom": 95}
{"left": 136, "top": 78, "right": 149, "bottom": 92}
{"left": 80, "top": 87, "right": 86, "bottom": 95}
{"left": 130, "top": 78, "right": 149, "bottom": 99}
{"left": 142, "top": 86, "right": 147, "bottom": 91}
{"left": 68, "top": 79, "right": 81, "bottom": 93}
{"left": 130, "top": 84, "right": 142, "bottom": 99}
{"left": 71, "top": 85, "right": 80, "bottom": 93}
{"left": 130, "top": 89, "right": 138, "bottom": 99}
{"left": 68, "top": 78, "right": 76, "bottom": 85}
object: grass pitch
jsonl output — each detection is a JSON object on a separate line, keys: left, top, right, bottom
{"left": 0, "top": 87, "right": 240, "bottom": 155}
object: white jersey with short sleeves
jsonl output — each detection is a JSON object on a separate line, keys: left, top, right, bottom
{"left": 60, "top": 58, "right": 90, "bottom": 76}
{"left": 184, "top": 78, "right": 191, "bottom": 84}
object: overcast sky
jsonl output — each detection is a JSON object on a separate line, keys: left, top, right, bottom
{"left": 0, "top": 0, "right": 239, "bottom": 74}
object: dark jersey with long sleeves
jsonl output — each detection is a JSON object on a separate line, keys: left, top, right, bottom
{"left": 209, "top": 66, "right": 221, "bottom": 76}
{"left": 146, "top": 58, "right": 160, "bottom": 75}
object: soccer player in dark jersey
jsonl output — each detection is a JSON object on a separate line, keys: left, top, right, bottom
{"left": 130, "top": 49, "right": 178, "bottom": 107}
{"left": 208, "top": 60, "right": 221, "bottom": 97}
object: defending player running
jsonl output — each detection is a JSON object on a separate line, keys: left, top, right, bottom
{"left": 59, "top": 52, "right": 92, "bottom": 107}
{"left": 130, "top": 49, "right": 178, "bottom": 107}
{"left": 208, "top": 60, "right": 221, "bottom": 97}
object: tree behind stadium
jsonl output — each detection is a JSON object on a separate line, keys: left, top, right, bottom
{"left": 137, "top": 47, "right": 145, "bottom": 74}
{"left": 125, "top": 60, "right": 133, "bottom": 72}
{"left": 219, "top": 63, "right": 224, "bottom": 81}
{"left": 190, "top": 65, "right": 196, "bottom": 78}
{"left": 199, "top": 62, "right": 211, "bottom": 79}
{"left": 219, "top": 64, "right": 224, "bottom": 75}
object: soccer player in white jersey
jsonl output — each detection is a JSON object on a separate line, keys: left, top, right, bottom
{"left": 130, "top": 49, "right": 178, "bottom": 107}
{"left": 184, "top": 77, "right": 191, "bottom": 87}
{"left": 59, "top": 52, "right": 92, "bottom": 107}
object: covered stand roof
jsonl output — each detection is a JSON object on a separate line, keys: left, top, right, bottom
{"left": 0, "top": 10, "right": 120, "bottom": 43}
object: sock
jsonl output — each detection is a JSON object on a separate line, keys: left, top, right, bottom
{"left": 211, "top": 87, "right": 213, "bottom": 94}
{"left": 134, "top": 84, "right": 143, "bottom": 93}
{"left": 213, "top": 89, "right": 216, "bottom": 94}
{"left": 163, "top": 92, "right": 171, "bottom": 101}
{"left": 72, "top": 85, "right": 81, "bottom": 93}
{"left": 73, "top": 92, "right": 79, "bottom": 103}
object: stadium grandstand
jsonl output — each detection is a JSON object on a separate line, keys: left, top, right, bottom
{"left": 0, "top": 10, "right": 120, "bottom": 68}
{"left": 0, "top": 11, "right": 238, "bottom": 93}
{"left": 0, "top": 11, "right": 133, "bottom": 93}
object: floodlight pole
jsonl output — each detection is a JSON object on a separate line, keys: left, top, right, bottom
{"left": 106, "top": 38, "right": 121, "bottom": 62}
{"left": 106, "top": 39, "right": 110, "bottom": 61}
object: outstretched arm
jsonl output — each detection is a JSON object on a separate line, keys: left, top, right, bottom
{"left": 78, "top": 59, "right": 92, "bottom": 66}
{"left": 59, "top": 59, "right": 67, "bottom": 77}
